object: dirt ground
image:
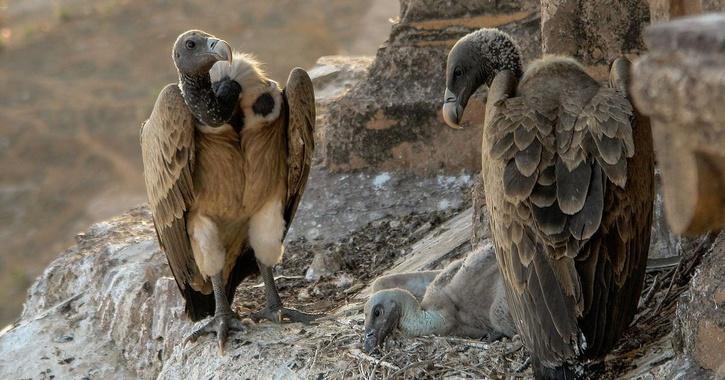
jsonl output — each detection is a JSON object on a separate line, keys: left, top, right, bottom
{"left": 233, "top": 208, "right": 463, "bottom": 323}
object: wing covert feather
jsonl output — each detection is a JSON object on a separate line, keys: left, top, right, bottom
{"left": 283, "top": 68, "right": 315, "bottom": 232}
{"left": 140, "top": 83, "right": 197, "bottom": 289}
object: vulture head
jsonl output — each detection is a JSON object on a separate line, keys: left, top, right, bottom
{"left": 362, "top": 289, "right": 409, "bottom": 353}
{"left": 442, "top": 28, "right": 523, "bottom": 128}
{"left": 173, "top": 30, "right": 233, "bottom": 75}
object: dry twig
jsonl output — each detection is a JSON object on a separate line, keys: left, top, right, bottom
{"left": 347, "top": 349, "right": 400, "bottom": 372}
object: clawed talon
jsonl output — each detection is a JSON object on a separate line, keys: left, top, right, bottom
{"left": 515, "top": 356, "right": 531, "bottom": 373}
{"left": 184, "top": 312, "right": 247, "bottom": 355}
{"left": 251, "top": 306, "right": 324, "bottom": 324}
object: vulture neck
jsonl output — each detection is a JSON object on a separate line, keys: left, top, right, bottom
{"left": 475, "top": 33, "right": 524, "bottom": 85}
{"left": 395, "top": 292, "right": 445, "bottom": 336}
{"left": 179, "top": 71, "right": 236, "bottom": 127}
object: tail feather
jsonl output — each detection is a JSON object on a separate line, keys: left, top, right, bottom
{"left": 532, "top": 357, "right": 579, "bottom": 380}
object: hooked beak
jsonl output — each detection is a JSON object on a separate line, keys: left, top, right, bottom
{"left": 206, "top": 37, "right": 232, "bottom": 63}
{"left": 442, "top": 88, "right": 464, "bottom": 129}
{"left": 363, "top": 328, "right": 379, "bottom": 353}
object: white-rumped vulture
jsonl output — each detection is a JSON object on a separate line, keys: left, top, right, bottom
{"left": 363, "top": 242, "right": 515, "bottom": 353}
{"left": 442, "top": 29, "right": 654, "bottom": 378}
{"left": 141, "top": 30, "right": 317, "bottom": 352}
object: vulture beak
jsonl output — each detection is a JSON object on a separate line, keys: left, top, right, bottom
{"left": 442, "top": 88, "right": 464, "bottom": 129}
{"left": 206, "top": 37, "right": 233, "bottom": 63}
{"left": 362, "top": 303, "right": 400, "bottom": 353}
{"left": 363, "top": 328, "right": 379, "bottom": 353}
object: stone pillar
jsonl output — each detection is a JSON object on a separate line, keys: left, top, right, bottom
{"left": 541, "top": 0, "right": 650, "bottom": 79}
{"left": 631, "top": 14, "right": 725, "bottom": 235}
{"left": 322, "top": 0, "right": 541, "bottom": 174}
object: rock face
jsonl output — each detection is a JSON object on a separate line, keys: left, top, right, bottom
{"left": 308, "top": 55, "right": 373, "bottom": 165}
{"left": 631, "top": 13, "right": 725, "bottom": 235}
{"left": 323, "top": 0, "right": 541, "bottom": 174}
{"left": 0, "top": 208, "right": 178, "bottom": 379}
{"left": 541, "top": 0, "right": 650, "bottom": 79}
{"left": 649, "top": 0, "right": 725, "bottom": 22}
{"left": 0, "top": 208, "right": 347, "bottom": 380}
{"left": 673, "top": 232, "right": 725, "bottom": 376}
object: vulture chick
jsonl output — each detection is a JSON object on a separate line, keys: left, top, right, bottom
{"left": 141, "top": 30, "right": 317, "bottom": 353}
{"left": 442, "top": 29, "right": 654, "bottom": 378}
{"left": 363, "top": 243, "right": 515, "bottom": 353}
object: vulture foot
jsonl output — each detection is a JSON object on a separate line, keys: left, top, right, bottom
{"left": 251, "top": 306, "right": 323, "bottom": 324}
{"left": 185, "top": 312, "right": 247, "bottom": 355}
{"left": 255, "top": 262, "right": 325, "bottom": 324}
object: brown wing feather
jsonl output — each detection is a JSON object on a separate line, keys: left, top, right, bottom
{"left": 141, "top": 84, "right": 213, "bottom": 320}
{"left": 282, "top": 68, "right": 315, "bottom": 233}
{"left": 482, "top": 60, "right": 653, "bottom": 367}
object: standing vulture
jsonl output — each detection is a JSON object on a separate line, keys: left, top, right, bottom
{"left": 141, "top": 30, "right": 318, "bottom": 352}
{"left": 442, "top": 29, "right": 654, "bottom": 378}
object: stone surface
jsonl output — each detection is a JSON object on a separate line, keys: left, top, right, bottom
{"left": 309, "top": 56, "right": 373, "bottom": 103}
{"left": 0, "top": 208, "right": 178, "bottom": 379}
{"left": 308, "top": 55, "right": 374, "bottom": 165}
{"left": 0, "top": 207, "right": 346, "bottom": 379}
{"left": 323, "top": 0, "right": 541, "bottom": 174}
{"left": 673, "top": 232, "right": 725, "bottom": 375}
{"left": 287, "top": 168, "right": 473, "bottom": 243}
{"left": 631, "top": 13, "right": 725, "bottom": 235}
{"left": 541, "top": 0, "right": 650, "bottom": 79}
{"left": 649, "top": 0, "right": 725, "bottom": 22}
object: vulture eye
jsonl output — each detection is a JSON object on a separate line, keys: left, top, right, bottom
{"left": 373, "top": 307, "right": 382, "bottom": 318}
{"left": 185, "top": 40, "right": 196, "bottom": 50}
{"left": 454, "top": 67, "right": 463, "bottom": 78}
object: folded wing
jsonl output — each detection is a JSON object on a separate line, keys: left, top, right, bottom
{"left": 483, "top": 60, "right": 651, "bottom": 364}
{"left": 140, "top": 84, "right": 209, "bottom": 319}
{"left": 282, "top": 68, "right": 316, "bottom": 233}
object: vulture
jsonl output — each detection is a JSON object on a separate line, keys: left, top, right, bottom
{"left": 140, "top": 30, "right": 318, "bottom": 352}
{"left": 442, "top": 29, "right": 654, "bottom": 378}
{"left": 363, "top": 243, "right": 515, "bottom": 353}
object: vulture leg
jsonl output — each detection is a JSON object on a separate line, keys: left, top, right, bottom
{"left": 185, "top": 272, "right": 247, "bottom": 355}
{"left": 252, "top": 262, "right": 324, "bottom": 324}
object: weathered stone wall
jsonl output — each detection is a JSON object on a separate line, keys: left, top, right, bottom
{"left": 307, "top": 55, "right": 374, "bottom": 165}
{"left": 631, "top": 14, "right": 725, "bottom": 235}
{"left": 541, "top": 0, "right": 650, "bottom": 79}
{"left": 630, "top": 12, "right": 725, "bottom": 377}
{"left": 649, "top": 0, "right": 725, "bottom": 22}
{"left": 323, "top": 0, "right": 541, "bottom": 173}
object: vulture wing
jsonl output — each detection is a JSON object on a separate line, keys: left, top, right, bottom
{"left": 140, "top": 84, "right": 209, "bottom": 320}
{"left": 483, "top": 61, "right": 653, "bottom": 366}
{"left": 282, "top": 68, "right": 315, "bottom": 234}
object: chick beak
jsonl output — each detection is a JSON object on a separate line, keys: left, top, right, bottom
{"left": 442, "top": 88, "right": 463, "bottom": 129}
{"left": 363, "top": 329, "right": 378, "bottom": 353}
{"left": 207, "top": 37, "right": 233, "bottom": 63}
